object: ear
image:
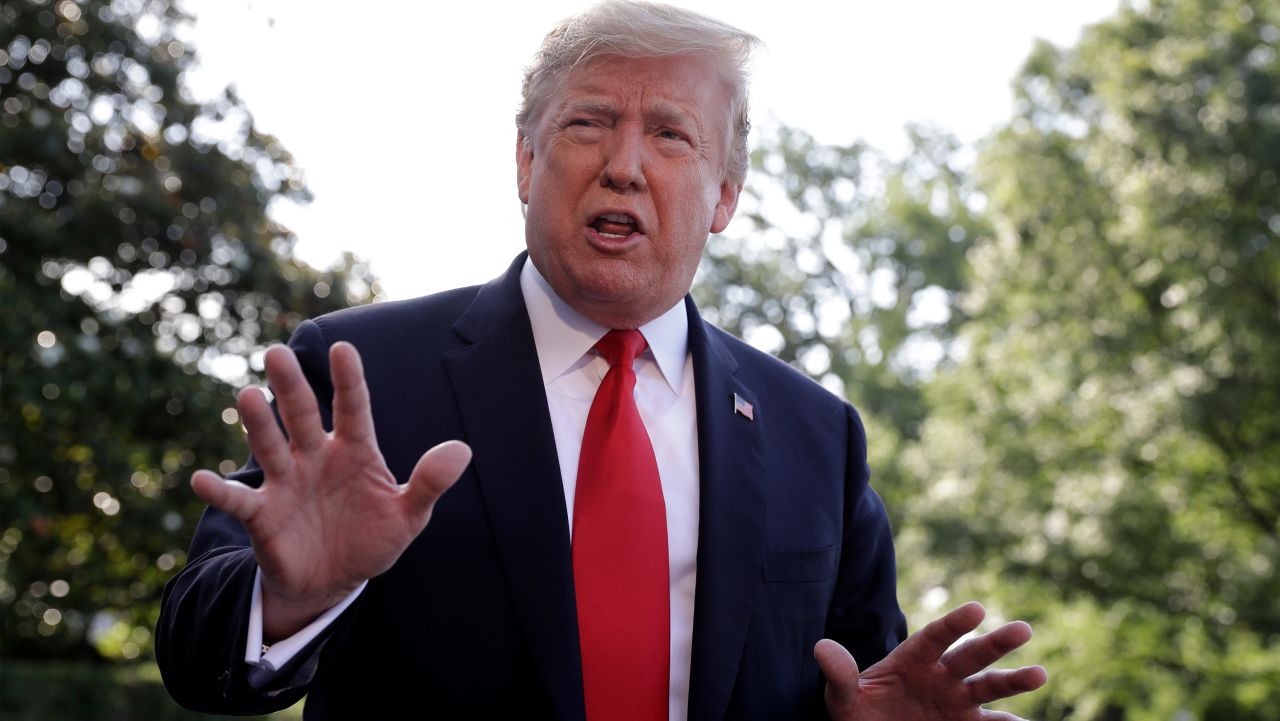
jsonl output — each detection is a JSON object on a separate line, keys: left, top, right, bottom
{"left": 709, "top": 179, "right": 742, "bottom": 234}
{"left": 516, "top": 132, "right": 533, "bottom": 205}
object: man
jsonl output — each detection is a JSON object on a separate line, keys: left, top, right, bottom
{"left": 157, "top": 2, "right": 1047, "bottom": 719}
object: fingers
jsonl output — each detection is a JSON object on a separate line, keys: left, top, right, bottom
{"left": 264, "top": 344, "right": 327, "bottom": 451}
{"left": 191, "top": 469, "right": 262, "bottom": 523}
{"left": 329, "top": 342, "right": 377, "bottom": 443}
{"left": 901, "top": 601, "right": 986, "bottom": 664}
{"left": 813, "top": 639, "right": 860, "bottom": 707}
{"left": 402, "top": 441, "right": 473, "bottom": 516}
{"left": 239, "top": 386, "right": 291, "bottom": 477}
{"left": 941, "top": 620, "right": 1033, "bottom": 678}
{"left": 968, "top": 665, "right": 1048, "bottom": 705}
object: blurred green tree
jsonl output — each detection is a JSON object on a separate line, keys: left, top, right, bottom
{"left": 0, "top": 0, "right": 374, "bottom": 664}
{"left": 913, "top": 0, "right": 1280, "bottom": 717}
{"left": 698, "top": 1, "right": 1278, "bottom": 718}
{"left": 696, "top": 123, "right": 987, "bottom": 531}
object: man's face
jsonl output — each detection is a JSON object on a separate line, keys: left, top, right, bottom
{"left": 517, "top": 54, "right": 741, "bottom": 329}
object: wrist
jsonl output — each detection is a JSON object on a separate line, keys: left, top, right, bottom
{"left": 259, "top": 581, "right": 359, "bottom": 643}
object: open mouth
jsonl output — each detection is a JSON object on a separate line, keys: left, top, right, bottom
{"left": 590, "top": 212, "right": 641, "bottom": 239}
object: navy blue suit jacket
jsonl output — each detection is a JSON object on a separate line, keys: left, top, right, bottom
{"left": 157, "top": 254, "right": 906, "bottom": 719}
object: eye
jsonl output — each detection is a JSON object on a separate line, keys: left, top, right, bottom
{"left": 657, "top": 128, "right": 686, "bottom": 141}
{"left": 562, "top": 118, "right": 605, "bottom": 142}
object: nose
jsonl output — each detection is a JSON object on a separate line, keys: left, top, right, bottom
{"left": 599, "top": 122, "right": 646, "bottom": 192}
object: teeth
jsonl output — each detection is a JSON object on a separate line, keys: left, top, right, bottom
{"left": 601, "top": 213, "right": 635, "bottom": 223}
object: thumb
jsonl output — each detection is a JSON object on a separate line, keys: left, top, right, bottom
{"left": 815, "top": 638, "right": 861, "bottom": 711}
{"left": 191, "top": 469, "right": 262, "bottom": 522}
{"left": 402, "top": 440, "right": 472, "bottom": 515}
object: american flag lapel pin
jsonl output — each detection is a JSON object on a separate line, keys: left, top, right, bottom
{"left": 733, "top": 392, "right": 754, "bottom": 421}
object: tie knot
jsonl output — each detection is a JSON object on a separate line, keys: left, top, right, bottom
{"left": 596, "top": 329, "right": 647, "bottom": 368}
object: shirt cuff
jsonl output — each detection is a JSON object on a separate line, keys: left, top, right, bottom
{"left": 243, "top": 568, "right": 366, "bottom": 688}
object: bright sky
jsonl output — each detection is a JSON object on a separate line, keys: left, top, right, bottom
{"left": 183, "top": 0, "right": 1119, "bottom": 301}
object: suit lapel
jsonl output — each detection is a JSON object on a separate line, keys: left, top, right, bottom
{"left": 443, "top": 256, "right": 586, "bottom": 721}
{"left": 442, "top": 268, "right": 764, "bottom": 721}
{"left": 684, "top": 298, "right": 765, "bottom": 721}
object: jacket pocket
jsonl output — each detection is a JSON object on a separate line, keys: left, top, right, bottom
{"left": 762, "top": 544, "right": 839, "bottom": 583}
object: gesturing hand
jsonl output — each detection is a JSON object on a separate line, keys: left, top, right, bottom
{"left": 190, "top": 342, "right": 472, "bottom": 641}
{"left": 817, "top": 602, "right": 1048, "bottom": 721}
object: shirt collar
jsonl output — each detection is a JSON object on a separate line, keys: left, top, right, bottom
{"left": 520, "top": 257, "right": 688, "bottom": 395}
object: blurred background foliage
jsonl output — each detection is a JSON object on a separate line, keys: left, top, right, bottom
{"left": 1, "top": 0, "right": 361, "bottom": 716}
{"left": 699, "top": 0, "right": 1279, "bottom": 718}
{"left": 2, "top": 0, "right": 1276, "bottom": 719}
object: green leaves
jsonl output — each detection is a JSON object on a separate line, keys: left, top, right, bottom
{"left": 697, "top": 1, "right": 1279, "bottom": 717}
{"left": 0, "top": 0, "right": 373, "bottom": 661}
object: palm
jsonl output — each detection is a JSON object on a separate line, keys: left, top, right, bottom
{"left": 850, "top": 661, "right": 978, "bottom": 720}
{"left": 819, "top": 603, "right": 1048, "bottom": 721}
{"left": 247, "top": 435, "right": 410, "bottom": 600}
{"left": 191, "top": 342, "right": 470, "bottom": 637}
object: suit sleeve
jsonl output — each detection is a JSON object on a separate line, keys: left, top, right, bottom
{"left": 825, "top": 403, "right": 908, "bottom": 670}
{"left": 155, "top": 319, "right": 344, "bottom": 714}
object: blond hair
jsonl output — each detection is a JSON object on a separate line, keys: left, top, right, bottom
{"left": 517, "top": 0, "right": 760, "bottom": 184}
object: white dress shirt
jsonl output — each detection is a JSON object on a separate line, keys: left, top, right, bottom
{"left": 246, "top": 258, "right": 701, "bottom": 721}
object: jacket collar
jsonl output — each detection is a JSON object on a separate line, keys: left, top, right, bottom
{"left": 684, "top": 295, "right": 765, "bottom": 721}
{"left": 446, "top": 253, "right": 587, "bottom": 721}
{"left": 448, "top": 254, "right": 765, "bottom": 721}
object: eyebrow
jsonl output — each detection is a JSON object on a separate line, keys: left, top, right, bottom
{"left": 562, "top": 96, "right": 701, "bottom": 132}
{"left": 644, "top": 100, "right": 698, "bottom": 129}
{"left": 562, "top": 98, "right": 619, "bottom": 117}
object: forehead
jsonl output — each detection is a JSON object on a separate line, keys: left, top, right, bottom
{"left": 550, "top": 54, "right": 731, "bottom": 128}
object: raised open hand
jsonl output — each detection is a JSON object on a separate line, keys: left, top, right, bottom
{"left": 190, "top": 342, "right": 471, "bottom": 641}
{"left": 817, "top": 602, "right": 1047, "bottom": 721}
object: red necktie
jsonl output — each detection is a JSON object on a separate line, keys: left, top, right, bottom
{"left": 573, "top": 329, "right": 670, "bottom": 721}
